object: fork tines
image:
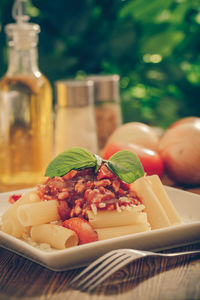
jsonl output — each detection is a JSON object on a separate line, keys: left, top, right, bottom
{"left": 70, "top": 249, "right": 137, "bottom": 291}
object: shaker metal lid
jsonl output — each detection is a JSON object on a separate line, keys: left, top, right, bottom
{"left": 55, "top": 80, "right": 94, "bottom": 107}
{"left": 87, "top": 74, "right": 120, "bottom": 102}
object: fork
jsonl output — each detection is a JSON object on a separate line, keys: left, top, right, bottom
{"left": 70, "top": 248, "right": 200, "bottom": 291}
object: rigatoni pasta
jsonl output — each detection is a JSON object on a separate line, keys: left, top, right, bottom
{"left": 1, "top": 191, "right": 40, "bottom": 238}
{"left": 96, "top": 223, "right": 151, "bottom": 240}
{"left": 88, "top": 206, "right": 149, "bottom": 228}
{"left": 30, "top": 224, "right": 78, "bottom": 249}
{"left": 147, "top": 175, "right": 181, "bottom": 226}
{"left": 17, "top": 200, "right": 60, "bottom": 226}
{"left": 130, "top": 176, "right": 181, "bottom": 229}
{"left": 1, "top": 217, "right": 30, "bottom": 238}
{"left": 88, "top": 202, "right": 151, "bottom": 240}
{"left": 2, "top": 191, "right": 40, "bottom": 223}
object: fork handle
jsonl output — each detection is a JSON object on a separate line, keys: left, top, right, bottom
{"left": 162, "top": 250, "right": 200, "bottom": 257}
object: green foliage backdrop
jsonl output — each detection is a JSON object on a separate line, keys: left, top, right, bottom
{"left": 0, "top": 0, "right": 200, "bottom": 128}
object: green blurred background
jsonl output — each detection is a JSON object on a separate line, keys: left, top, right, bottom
{"left": 0, "top": 0, "right": 200, "bottom": 128}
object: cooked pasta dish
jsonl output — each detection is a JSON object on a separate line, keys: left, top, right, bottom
{"left": 0, "top": 148, "right": 181, "bottom": 250}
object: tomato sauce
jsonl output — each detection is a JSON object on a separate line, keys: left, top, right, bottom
{"left": 37, "top": 164, "right": 142, "bottom": 221}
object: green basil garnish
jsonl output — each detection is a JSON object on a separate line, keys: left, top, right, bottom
{"left": 45, "top": 147, "right": 97, "bottom": 178}
{"left": 106, "top": 151, "right": 145, "bottom": 183}
{"left": 45, "top": 147, "right": 144, "bottom": 184}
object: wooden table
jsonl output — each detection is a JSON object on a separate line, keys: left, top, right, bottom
{"left": 0, "top": 243, "right": 199, "bottom": 300}
{"left": 0, "top": 184, "right": 200, "bottom": 300}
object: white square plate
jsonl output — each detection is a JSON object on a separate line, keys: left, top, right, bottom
{"left": 0, "top": 186, "right": 200, "bottom": 271}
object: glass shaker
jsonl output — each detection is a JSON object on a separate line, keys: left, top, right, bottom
{"left": 0, "top": 0, "right": 53, "bottom": 192}
{"left": 87, "top": 75, "right": 122, "bottom": 151}
{"left": 54, "top": 80, "right": 98, "bottom": 156}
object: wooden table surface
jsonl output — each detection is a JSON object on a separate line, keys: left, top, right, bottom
{"left": 0, "top": 243, "right": 199, "bottom": 300}
{"left": 0, "top": 183, "right": 200, "bottom": 300}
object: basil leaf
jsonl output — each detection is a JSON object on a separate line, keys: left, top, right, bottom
{"left": 45, "top": 147, "right": 97, "bottom": 178}
{"left": 106, "top": 150, "right": 145, "bottom": 184}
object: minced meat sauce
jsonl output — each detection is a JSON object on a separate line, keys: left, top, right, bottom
{"left": 37, "top": 164, "right": 142, "bottom": 221}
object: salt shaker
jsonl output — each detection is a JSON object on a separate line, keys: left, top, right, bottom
{"left": 87, "top": 75, "right": 122, "bottom": 150}
{"left": 54, "top": 80, "right": 98, "bottom": 156}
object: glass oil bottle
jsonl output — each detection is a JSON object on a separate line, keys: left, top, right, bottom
{"left": 0, "top": 0, "right": 53, "bottom": 191}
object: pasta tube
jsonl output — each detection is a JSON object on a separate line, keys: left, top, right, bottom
{"left": 17, "top": 200, "right": 60, "bottom": 226}
{"left": 87, "top": 206, "right": 147, "bottom": 228}
{"left": 1, "top": 191, "right": 40, "bottom": 222}
{"left": 1, "top": 218, "right": 30, "bottom": 238}
{"left": 96, "top": 223, "right": 151, "bottom": 240}
{"left": 130, "top": 175, "right": 181, "bottom": 229}
{"left": 147, "top": 175, "right": 181, "bottom": 226}
{"left": 30, "top": 224, "right": 78, "bottom": 249}
{"left": 1, "top": 191, "right": 40, "bottom": 238}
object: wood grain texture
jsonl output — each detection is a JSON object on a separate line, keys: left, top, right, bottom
{"left": 0, "top": 243, "right": 199, "bottom": 300}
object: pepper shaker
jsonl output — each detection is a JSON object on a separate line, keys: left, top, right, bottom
{"left": 87, "top": 75, "right": 122, "bottom": 150}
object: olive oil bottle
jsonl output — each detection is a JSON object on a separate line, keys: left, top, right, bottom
{"left": 0, "top": 0, "right": 53, "bottom": 191}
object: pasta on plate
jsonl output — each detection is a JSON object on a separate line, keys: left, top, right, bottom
{"left": 0, "top": 162, "right": 181, "bottom": 250}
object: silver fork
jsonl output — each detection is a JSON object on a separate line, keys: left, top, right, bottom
{"left": 70, "top": 248, "right": 200, "bottom": 291}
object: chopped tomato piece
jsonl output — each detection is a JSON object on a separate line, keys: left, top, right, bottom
{"left": 8, "top": 194, "right": 22, "bottom": 204}
{"left": 62, "top": 217, "right": 98, "bottom": 245}
{"left": 62, "top": 170, "right": 77, "bottom": 180}
{"left": 97, "top": 164, "right": 115, "bottom": 180}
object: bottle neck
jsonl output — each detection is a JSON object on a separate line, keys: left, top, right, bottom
{"left": 6, "top": 46, "right": 40, "bottom": 76}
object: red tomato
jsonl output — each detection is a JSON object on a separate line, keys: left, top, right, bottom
{"left": 102, "top": 142, "right": 164, "bottom": 178}
{"left": 8, "top": 194, "right": 22, "bottom": 204}
{"left": 97, "top": 164, "right": 115, "bottom": 180}
{"left": 62, "top": 217, "right": 98, "bottom": 245}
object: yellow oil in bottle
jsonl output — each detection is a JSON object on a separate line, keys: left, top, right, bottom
{"left": 0, "top": 74, "right": 53, "bottom": 192}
